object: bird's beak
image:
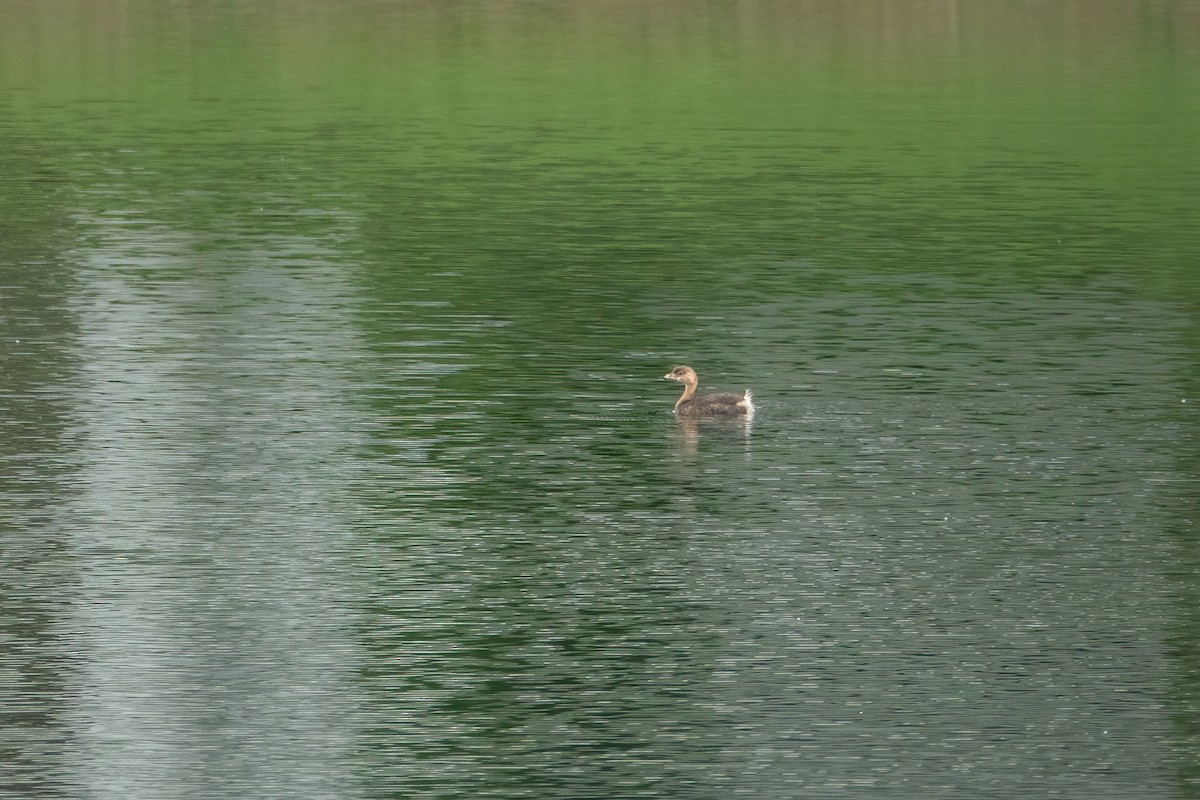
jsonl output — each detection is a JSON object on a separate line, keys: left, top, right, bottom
{"left": 663, "top": 373, "right": 674, "bottom": 380}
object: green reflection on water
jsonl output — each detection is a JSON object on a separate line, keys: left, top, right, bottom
{"left": 2, "top": 1, "right": 1197, "bottom": 288}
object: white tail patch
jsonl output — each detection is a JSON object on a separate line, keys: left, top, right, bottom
{"left": 738, "top": 389, "right": 755, "bottom": 416}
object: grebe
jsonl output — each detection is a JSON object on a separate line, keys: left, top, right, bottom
{"left": 663, "top": 365, "right": 754, "bottom": 418}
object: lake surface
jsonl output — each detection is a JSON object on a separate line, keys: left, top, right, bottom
{"left": 2, "top": 2, "right": 1199, "bottom": 798}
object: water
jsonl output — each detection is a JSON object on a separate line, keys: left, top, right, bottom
{"left": 2, "top": 2, "right": 1199, "bottom": 798}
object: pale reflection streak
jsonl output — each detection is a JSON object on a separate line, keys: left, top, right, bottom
{"left": 671, "top": 415, "right": 754, "bottom": 459}
{"left": 59, "top": 210, "right": 367, "bottom": 797}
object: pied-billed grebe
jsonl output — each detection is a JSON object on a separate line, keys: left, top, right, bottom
{"left": 663, "top": 365, "right": 754, "bottom": 418}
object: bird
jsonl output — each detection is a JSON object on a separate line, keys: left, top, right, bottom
{"left": 663, "top": 365, "right": 754, "bottom": 418}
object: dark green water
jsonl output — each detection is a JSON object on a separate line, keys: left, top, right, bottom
{"left": 2, "top": 2, "right": 1199, "bottom": 798}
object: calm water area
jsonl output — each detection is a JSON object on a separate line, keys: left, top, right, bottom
{"left": 2, "top": 2, "right": 1200, "bottom": 797}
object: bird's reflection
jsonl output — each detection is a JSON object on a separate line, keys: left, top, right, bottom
{"left": 671, "top": 414, "right": 753, "bottom": 457}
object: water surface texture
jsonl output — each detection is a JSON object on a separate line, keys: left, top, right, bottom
{"left": 2, "top": 2, "right": 1199, "bottom": 798}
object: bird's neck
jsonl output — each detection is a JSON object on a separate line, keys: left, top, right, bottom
{"left": 675, "top": 382, "right": 697, "bottom": 409}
